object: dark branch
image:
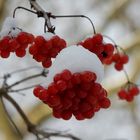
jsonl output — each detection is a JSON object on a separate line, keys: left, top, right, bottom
{"left": 50, "top": 14, "right": 96, "bottom": 34}
{"left": 7, "top": 70, "right": 48, "bottom": 89}
{"left": 29, "top": 0, "right": 55, "bottom": 33}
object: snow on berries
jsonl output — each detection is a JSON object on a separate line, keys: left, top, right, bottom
{"left": 78, "top": 33, "right": 115, "bottom": 64}
{"left": 33, "top": 69, "right": 111, "bottom": 120}
{"left": 118, "top": 84, "right": 139, "bottom": 102}
{"left": 45, "top": 45, "right": 104, "bottom": 86}
{"left": 29, "top": 32, "right": 66, "bottom": 68}
{"left": 33, "top": 46, "right": 111, "bottom": 120}
{"left": 0, "top": 32, "right": 34, "bottom": 58}
{"left": 78, "top": 33, "right": 129, "bottom": 71}
{"left": 0, "top": 17, "right": 34, "bottom": 58}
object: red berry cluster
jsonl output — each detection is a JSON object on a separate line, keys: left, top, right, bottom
{"left": 29, "top": 35, "right": 66, "bottom": 68}
{"left": 33, "top": 69, "right": 111, "bottom": 120}
{"left": 0, "top": 32, "right": 34, "bottom": 58}
{"left": 78, "top": 34, "right": 114, "bottom": 64}
{"left": 104, "top": 53, "right": 129, "bottom": 71}
{"left": 118, "top": 85, "right": 139, "bottom": 102}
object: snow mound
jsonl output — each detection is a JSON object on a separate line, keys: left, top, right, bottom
{"left": 42, "top": 32, "right": 54, "bottom": 40}
{"left": 0, "top": 17, "right": 20, "bottom": 38}
{"left": 45, "top": 45, "right": 104, "bottom": 87}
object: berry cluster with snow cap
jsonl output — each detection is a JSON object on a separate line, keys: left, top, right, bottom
{"left": 34, "top": 70, "right": 110, "bottom": 120}
{"left": 33, "top": 46, "right": 111, "bottom": 120}
{"left": 0, "top": 17, "right": 34, "bottom": 58}
{"left": 29, "top": 32, "right": 67, "bottom": 68}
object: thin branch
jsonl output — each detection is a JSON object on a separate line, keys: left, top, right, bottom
{"left": 0, "top": 97, "right": 23, "bottom": 138}
{"left": 9, "top": 83, "right": 43, "bottom": 93}
{"left": 7, "top": 70, "right": 48, "bottom": 89}
{"left": 29, "top": 0, "right": 55, "bottom": 33}
{"left": 3, "top": 93, "right": 34, "bottom": 128}
{"left": 13, "top": 6, "right": 37, "bottom": 18}
{"left": 9, "top": 66, "right": 43, "bottom": 75}
{"left": 50, "top": 14, "right": 96, "bottom": 34}
{"left": 3, "top": 93, "right": 80, "bottom": 140}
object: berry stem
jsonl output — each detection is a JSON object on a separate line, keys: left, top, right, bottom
{"left": 50, "top": 14, "right": 96, "bottom": 34}
{"left": 13, "top": 6, "right": 37, "bottom": 18}
{"left": 123, "top": 69, "right": 130, "bottom": 83}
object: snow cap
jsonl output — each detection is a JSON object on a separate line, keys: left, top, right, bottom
{"left": 45, "top": 45, "right": 104, "bottom": 86}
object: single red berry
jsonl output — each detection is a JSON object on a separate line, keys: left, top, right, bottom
{"left": 56, "top": 80, "right": 67, "bottom": 91}
{"left": 61, "top": 110, "right": 72, "bottom": 120}
{"left": 71, "top": 73, "right": 81, "bottom": 84}
{"left": 47, "top": 95, "right": 61, "bottom": 107}
{"left": 33, "top": 86, "right": 43, "bottom": 97}
{"left": 129, "top": 86, "right": 139, "bottom": 96}
{"left": 74, "top": 111, "right": 85, "bottom": 120}
{"left": 53, "top": 109, "right": 62, "bottom": 118}
{"left": 54, "top": 73, "right": 62, "bottom": 82}
{"left": 118, "top": 89, "right": 127, "bottom": 99}
{"left": 15, "top": 48, "right": 26, "bottom": 57}
{"left": 99, "top": 97, "right": 111, "bottom": 108}
{"left": 42, "top": 59, "right": 52, "bottom": 68}
{"left": 61, "top": 69, "right": 72, "bottom": 81}
{"left": 29, "top": 44, "right": 38, "bottom": 55}
{"left": 0, "top": 50, "right": 10, "bottom": 58}
{"left": 92, "top": 33, "right": 103, "bottom": 45}
{"left": 34, "top": 36, "right": 45, "bottom": 46}
{"left": 121, "top": 54, "right": 129, "bottom": 64}
{"left": 114, "top": 62, "right": 123, "bottom": 71}
{"left": 47, "top": 83, "right": 58, "bottom": 94}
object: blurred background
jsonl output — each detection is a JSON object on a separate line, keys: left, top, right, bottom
{"left": 0, "top": 0, "right": 140, "bottom": 140}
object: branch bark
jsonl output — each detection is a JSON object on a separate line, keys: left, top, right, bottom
{"left": 29, "top": 0, "right": 55, "bottom": 33}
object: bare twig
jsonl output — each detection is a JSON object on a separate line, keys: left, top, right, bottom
{"left": 3, "top": 93, "right": 80, "bottom": 140}
{"left": 7, "top": 70, "right": 48, "bottom": 89}
{"left": 29, "top": 0, "right": 55, "bottom": 33}
{"left": 0, "top": 97, "right": 23, "bottom": 138}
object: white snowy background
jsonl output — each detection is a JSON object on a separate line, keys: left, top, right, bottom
{"left": 0, "top": 0, "right": 140, "bottom": 140}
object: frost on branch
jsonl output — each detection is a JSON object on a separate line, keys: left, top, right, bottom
{"left": 45, "top": 45, "right": 104, "bottom": 87}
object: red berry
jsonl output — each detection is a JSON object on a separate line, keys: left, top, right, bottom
{"left": 33, "top": 86, "right": 43, "bottom": 97}
{"left": 34, "top": 36, "right": 45, "bottom": 46}
{"left": 0, "top": 50, "right": 10, "bottom": 58}
{"left": 126, "top": 94, "right": 134, "bottom": 102}
{"left": 61, "top": 110, "right": 72, "bottom": 120}
{"left": 42, "top": 59, "right": 52, "bottom": 68}
{"left": 129, "top": 86, "right": 139, "bottom": 96}
{"left": 72, "top": 73, "right": 81, "bottom": 84}
{"left": 47, "top": 95, "right": 61, "bottom": 107}
{"left": 54, "top": 74, "right": 62, "bottom": 82}
{"left": 99, "top": 97, "right": 111, "bottom": 108}
{"left": 61, "top": 69, "right": 72, "bottom": 81}
{"left": 121, "top": 54, "right": 129, "bottom": 64}
{"left": 56, "top": 80, "right": 67, "bottom": 91}
{"left": 118, "top": 89, "right": 127, "bottom": 99}
{"left": 47, "top": 83, "right": 58, "bottom": 94}
{"left": 15, "top": 48, "right": 26, "bottom": 57}
{"left": 114, "top": 62, "right": 123, "bottom": 71}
